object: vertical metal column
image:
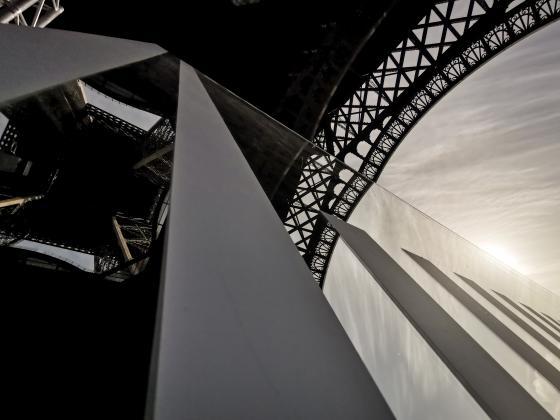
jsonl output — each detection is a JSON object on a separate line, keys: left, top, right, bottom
{"left": 146, "top": 63, "right": 393, "bottom": 419}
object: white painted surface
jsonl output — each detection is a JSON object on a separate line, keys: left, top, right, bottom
{"left": 325, "top": 184, "right": 560, "bottom": 418}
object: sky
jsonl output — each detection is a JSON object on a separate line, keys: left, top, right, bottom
{"left": 379, "top": 21, "right": 560, "bottom": 294}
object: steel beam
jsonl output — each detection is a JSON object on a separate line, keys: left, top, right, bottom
{"left": 0, "top": 0, "right": 39, "bottom": 23}
{"left": 36, "top": 5, "right": 63, "bottom": 27}
{"left": 146, "top": 62, "right": 393, "bottom": 420}
{"left": 111, "top": 216, "right": 133, "bottom": 262}
{"left": 133, "top": 144, "right": 174, "bottom": 170}
{"left": 0, "top": 197, "right": 26, "bottom": 209}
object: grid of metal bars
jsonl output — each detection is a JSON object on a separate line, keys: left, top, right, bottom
{"left": 283, "top": 0, "right": 560, "bottom": 285}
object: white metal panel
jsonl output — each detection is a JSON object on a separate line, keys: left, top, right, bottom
{"left": 0, "top": 23, "right": 165, "bottom": 104}
{"left": 147, "top": 63, "right": 393, "bottom": 420}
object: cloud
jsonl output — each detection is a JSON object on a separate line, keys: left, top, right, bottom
{"left": 379, "top": 22, "right": 560, "bottom": 294}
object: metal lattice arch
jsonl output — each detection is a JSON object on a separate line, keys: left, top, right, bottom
{"left": 283, "top": 0, "right": 560, "bottom": 285}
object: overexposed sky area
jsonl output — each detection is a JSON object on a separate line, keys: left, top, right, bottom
{"left": 379, "top": 21, "right": 560, "bottom": 294}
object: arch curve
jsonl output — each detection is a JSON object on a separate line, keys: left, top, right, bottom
{"left": 283, "top": 0, "right": 560, "bottom": 285}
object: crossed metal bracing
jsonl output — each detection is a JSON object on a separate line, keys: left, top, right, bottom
{"left": 283, "top": 0, "right": 560, "bottom": 285}
{"left": 88, "top": 107, "right": 174, "bottom": 277}
{"left": 134, "top": 117, "right": 175, "bottom": 186}
{"left": 0, "top": 0, "right": 63, "bottom": 27}
{"left": 0, "top": 101, "right": 174, "bottom": 279}
{"left": 85, "top": 105, "right": 171, "bottom": 275}
{"left": 109, "top": 117, "right": 175, "bottom": 276}
{"left": 85, "top": 104, "right": 147, "bottom": 139}
{"left": 0, "top": 119, "right": 37, "bottom": 246}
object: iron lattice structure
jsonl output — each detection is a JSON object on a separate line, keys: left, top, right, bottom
{"left": 88, "top": 105, "right": 175, "bottom": 278}
{"left": 0, "top": 99, "right": 174, "bottom": 279}
{"left": 283, "top": 0, "right": 560, "bottom": 285}
{"left": 0, "top": 0, "right": 63, "bottom": 27}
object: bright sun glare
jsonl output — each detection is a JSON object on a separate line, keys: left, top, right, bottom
{"left": 480, "top": 244, "right": 526, "bottom": 274}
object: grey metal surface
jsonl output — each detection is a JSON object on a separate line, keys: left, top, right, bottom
{"left": 491, "top": 292, "right": 560, "bottom": 343}
{"left": 405, "top": 251, "right": 560, "bottom": 392}
{"left": 147, "top": 62, "right": 393, "bottom": 420}
{"left": 521, "top": 304, "right": 560, "bottom": 335}
{"left": 0, "top": 24, "right": 165, "bottom": 104}
{"left": 543, "top": 313, "right": 560, "bottom": 329}
{"left": 457, "top": 275, "right": 560, "bottom": 360}
{"left": 492, "top": 292, "right": 560, "bottom": 343}
{"left": 325, "top": 184, "right": 560, "bottom": 416}
{"left": 324, "top": 212, "right": 552, "bottom": 420}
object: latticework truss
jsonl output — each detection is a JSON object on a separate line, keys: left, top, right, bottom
{"left": 0, "top": 0, "right": 63, "bottom": 27}
{"left": 284, "top": 0, "right": 560, "bottom": 285}
{"left": 0, "top": 97, "right": 174, "bottom": 280}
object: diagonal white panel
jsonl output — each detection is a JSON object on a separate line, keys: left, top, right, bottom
{"left": 323, "top": 212, "right": 553, "bottom": 420}
{"left": 146, "top": 62, "right": 393, "bottom": 419}
{"left": 0, "top": 24, "right": 166, "bottom": 104}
